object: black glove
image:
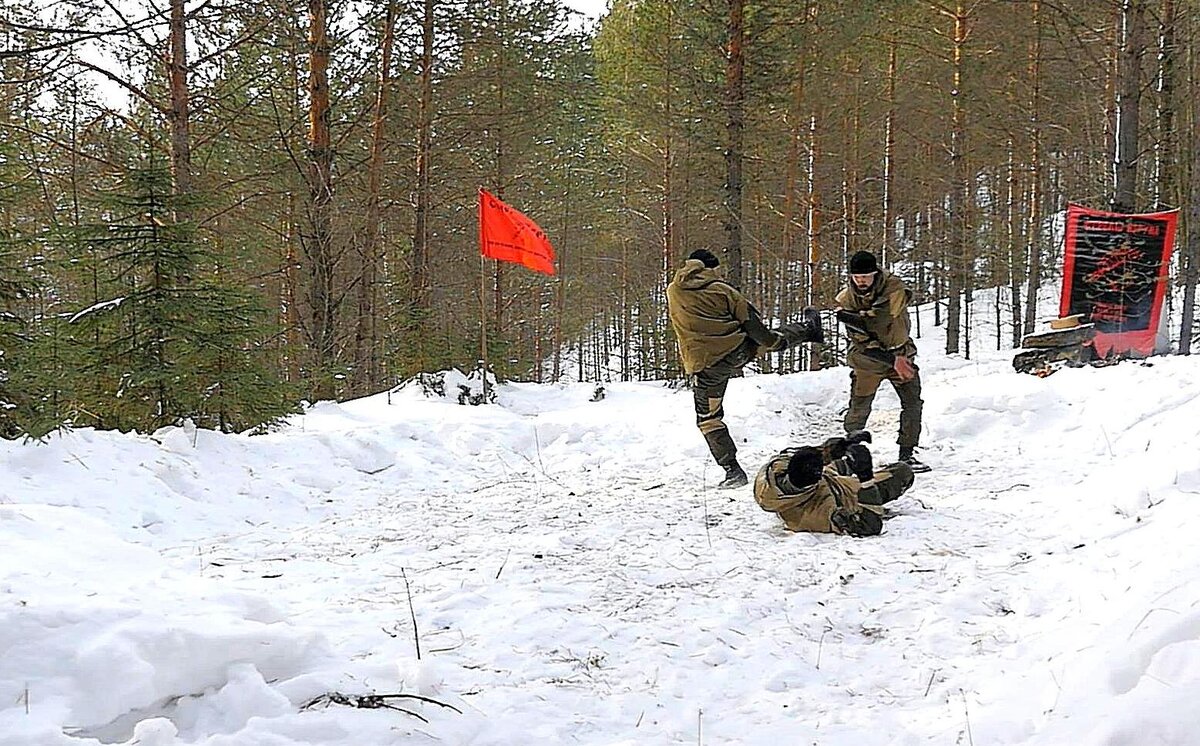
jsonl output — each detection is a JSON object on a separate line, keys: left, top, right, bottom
{"left": 846, "top": 429, "right": 872, "bottom": 446}
{"left": 821, "top": 436, "right": 846, "bottom": 464}
{"left": 843, "top": 443, "right": 874, "bottom": 483}
{"left": 802, "top": 306, "right": 824, "bottom": 345}
{"left": 820, "top": 430, "right": 872, "bottom": 463}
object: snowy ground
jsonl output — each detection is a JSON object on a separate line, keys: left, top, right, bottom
{"left": 3, "top": 296, "right": 1200, "bottom": 745}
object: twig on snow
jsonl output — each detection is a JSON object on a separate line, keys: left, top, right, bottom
{"left": 495, "top": 548, "right": 511, "bottom": 579}
{"left": 961, "top": 689, "right": 974, "bottom": 746}
{"left": 993, "top": 483, "right": 1030, "bottom": 494}
{"left": 429, "top": 630, "right": 467, "bottom": 654}
{"left": 63, "top": 449, "right": 90, "bottom": 470}
{"left": 468, "top": 477, "right": 538, "bottom": 494}
{"left": 1126, "top": 607, "right": 1180, "bottom": 640}
{"left": 518, "top": 425, "right": 568, "bottom": 489}
{"left": 1049, "top": 667, "right": 1063, "bottom": 714}
{"left": 703, "top": 491, "right": 712, "bottom": 549}
{"left": 301, "top": 691, "right": 463, "bottom": 722}
{"left": 401, "top": 567, "right": 421, "bottom": 660}
{"left": 533, "top": 425, "right": 547, "bottom": 474}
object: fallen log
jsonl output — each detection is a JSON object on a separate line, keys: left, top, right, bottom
{"left": 1012, "top": 344, "right": 1091, "bottom": 374}
{"left": 1020, "top": 323, "right": 1096, "bottom": 349}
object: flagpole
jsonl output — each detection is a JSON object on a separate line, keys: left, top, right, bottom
{"left": 477, "top": 187, "right": 491, "bottom": 402}
{"left": 479, "top": 253, "right": 491, "bottom": 401}
{"left": 477, "top": 186, "right": 555, "bottom": 400}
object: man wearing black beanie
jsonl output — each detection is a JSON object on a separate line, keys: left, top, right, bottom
{"left": 667, "top": 249, "right": 823, "bottom": 488}
{"left": 752, "top": 435, "right": 914, "bottom": 536}
{"left": 835, "top": 251, "right": 928, "bottom": 472}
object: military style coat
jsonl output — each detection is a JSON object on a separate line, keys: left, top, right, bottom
{"left": 753, "top": 450, "right": 876, "bottom": 535}
{"left": 834, "top": 270, "right": 918, "bottom": 376}
{"left": 667, "top": 259, "right": 781, "bottom": 375}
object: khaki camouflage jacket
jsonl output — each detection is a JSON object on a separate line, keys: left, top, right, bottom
{"left": 835, "top": 270, "right": 917, "bottom": 374}
{"left": 667, "top": 259, "right": 781, "bottom": 375}
{"left": 753, "top": 450, "right": 867, "bottom": 534}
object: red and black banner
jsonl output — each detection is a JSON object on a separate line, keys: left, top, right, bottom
{"left": 1060, "top": 204, "right": 1178, "bottom": 357}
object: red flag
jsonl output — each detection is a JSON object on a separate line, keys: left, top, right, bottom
{"left": 478, "top": 188, "right": 556, "bottom": 276}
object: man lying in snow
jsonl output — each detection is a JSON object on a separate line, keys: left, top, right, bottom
{"left": 753, "top": 432, "right": 914, "bottom": 537}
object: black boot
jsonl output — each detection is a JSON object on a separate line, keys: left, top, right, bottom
{"left": 717, "top": 462, "right": 748, "bottom": 489}
{"left": 774, "top": 308, "right": 825, "bottom": 348}
{"left": 801, "top": 306, "right": 825, "bottom": 345}
{"left": 898, "top": 446, "right": 931, "bottom": 473}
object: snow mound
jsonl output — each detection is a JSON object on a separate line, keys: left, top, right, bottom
{"left": 3, "top": 332, "right": 1200, "bottom": 744}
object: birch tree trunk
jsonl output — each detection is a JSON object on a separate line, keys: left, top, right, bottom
{"left": 553, "top": 172, "right": 569, "bottom": 381}
{"left": 1006, "top": 141, "right": 1023, "bottom": 347}
{"left": 1180, "top": 9, "right": 1199, "bottom": 353}
{"left": 806, "top": 112, "right": 821, "bottom": 371}
{"left": 1153, "top": 0, "right": 1176, "bottom": 210}
{"left": 1023, "top": 0, "right": 1043, "bottom": 335}
{"left": 945, "top": 1, "right": 968, "bottom": 355}
{"left": 490, "top": 0, "right": 510, "bottom": 352}
{"left": 781, "top": 0, "right": 811, "bottom": 374}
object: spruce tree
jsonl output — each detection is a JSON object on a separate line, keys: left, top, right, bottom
{"left": 0, "top": 234, "right": 29, "bottom": 439}
{"left": 0, "top": 139, "right": 35, "bottom": 438}
{"left": 62, "top": 166, "right": 299, "bottom": 432}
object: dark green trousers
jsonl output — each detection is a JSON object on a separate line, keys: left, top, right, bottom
{"left": 858, "top": 462, "right": 916, "bottom": 506}
{"left": 844, "top": 367, "right": 923, "bottom": 449}
{"left": 691, "top": 340, "right": 756, "bottom": 469}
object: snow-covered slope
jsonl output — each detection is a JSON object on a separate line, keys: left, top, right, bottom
{"left": 3, "top": 302, "right": 1200, "bottom": 745}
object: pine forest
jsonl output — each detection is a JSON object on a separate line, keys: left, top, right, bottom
{"left": 1, "top": 0, "right": 1198, "bottom": 436}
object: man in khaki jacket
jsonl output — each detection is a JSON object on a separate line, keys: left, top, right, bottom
{"left": 835, "top": 250, "right": 928, "bottom": 472}
{"left": 754, "top": 435, "right": 914, "bottom": 536}
{"left": 667, "top": 249, "right": 821, "bottom": 488}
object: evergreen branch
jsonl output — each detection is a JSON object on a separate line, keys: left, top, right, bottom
{"left": 0, "top": 54, "right": 71, "bottom": 85}
{"left": 190, "top": 17, "right": 273, "bottom": 69}
{"left": 0, "top": 121, "right": 119, "bottom": 168}
{"left": 70, "top": 60, "right": 164, "bottom": 113}
{"left": 0, "top": 14, "right": 164, "bottom": 37}
{"left": 96, "top": 0, "right": 163, "bottom": 57}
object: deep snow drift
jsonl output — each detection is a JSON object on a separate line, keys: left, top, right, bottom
{"left": 3, "top": 299, "right": 1200, "bottom": 745}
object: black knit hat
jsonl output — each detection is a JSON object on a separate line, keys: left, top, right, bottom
{"left": 688, "top": 249, "right": 720, "bottom": 268}
{"left": 848, "top": 251, "right": 878, "bottom": 274}
{"left": 786, "top": 446, "right": 825, "bottom": 489}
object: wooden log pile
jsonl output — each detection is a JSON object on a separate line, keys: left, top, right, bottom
{"left": 1012, "top": 314, "right": 1096, "bottom": 376}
